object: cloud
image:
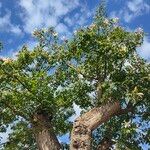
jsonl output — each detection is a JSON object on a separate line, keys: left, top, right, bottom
{"left": 138, "top": 37, "right": 150, "bottom": 60}
{"left": 55, "top": 23, "right": 69, "bottom": 34}
{"left": 0, "top": 11, "right": 22, "bottom": 35}
{"left": 18, "top": 0, "right": 93, "bottom": 36}
{"left": 64, "top": 6, "right": 93, "bottom": 34}
{"left": 127, "top": 0, "right": 149, "bottom": 13}
{"left": 110, "top": 0, "right": 150, "bottom": 23}
{"left": 18, "top": 0, "right": 80, "bottom": 34}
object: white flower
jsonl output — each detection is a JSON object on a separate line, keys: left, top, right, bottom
{"left": 78, "top": 74, "right": 83, "bottom": 79}
{"left": 2, "top": 58, "right": 12, "bottom": 64}
{"left": 89, "top": 23, "right": 96, "bottom": 29}
{"left": 42, "top": 28, "right": 47, "bottom": 32}
{"left": 135, "top": 27, "right": 143, "bottom": 34}
{"left": 120, "top": 45, "right": 127, "bottom": 52}
{"left": 124, "top": 121, "right": 131, "bottom": 128}
{"left": 32, "top": 28, "right": 37, "bottom": 35}
{"left": 103, "top": 19, "right": 109, "bottom": 25}
{"left": 53, "top": 32, "right": 58, "bottom": 37}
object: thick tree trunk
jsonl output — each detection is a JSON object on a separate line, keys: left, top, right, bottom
{"left": 70, "top": 101, "right": 121, "bottom": 150}
{"left": 32, "top": 113, "right": 61, "bottom": 150}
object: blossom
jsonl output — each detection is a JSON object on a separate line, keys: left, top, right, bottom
{"left": 135, "top": 27, "right": 143, "bottom": 34}
{"left": 42, "top": 28, "right": 47, "bottom": 32}
{"left": 124, "top": 121, "right": 131, "bottom": 128}
{"left": 120, "top": 45, "right": 127, "bottom": 52}
{"left": 89, "top": 23, "right": 96, "bottom": 30}
{"left": 1, "top": 57, "right": 12, "bottom": 64}
{"left": 32, "top": 28, "right": 39, "bottom": 36}
{"left": 103, "top": 19, "right": 109, "bottom": 25}
{"left": 52, "top": 32, "right": 58, "bottom": 37}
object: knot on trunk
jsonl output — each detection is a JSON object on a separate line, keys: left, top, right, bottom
{"left": 73, "top": 139, "right": 90, "bottom": 149}
{"left": 74, "top": 123, "right": 90, "bottom": 135}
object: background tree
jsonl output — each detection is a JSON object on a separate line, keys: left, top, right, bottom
{"left": 0, "top": 28, "right": 75, "bottom": 149}
{"left": 65, "top": 2, "right": 149, "bottom": 149}
{"left": 0, "top": 2, "right": 150, "bottom": 150}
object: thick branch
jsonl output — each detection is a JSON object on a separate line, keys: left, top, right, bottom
{"left": 2, "top": 67, "right": 33, "bottom": 95}
{"left": 70, "top": 101, "right": 133, "bottom": 150}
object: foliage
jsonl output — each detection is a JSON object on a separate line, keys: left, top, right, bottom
{"left": 0, "top": 2, "right": 150, "bottom": 149}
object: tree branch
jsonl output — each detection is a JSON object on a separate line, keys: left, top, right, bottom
{"left": 66, "top": 62, "right": 96, "bottom": 80}
{"left": 70, "top": 101, "right": 135, "bottom": 150}
{"left": 3, "top": 101, "right": 28, "bottom": 121}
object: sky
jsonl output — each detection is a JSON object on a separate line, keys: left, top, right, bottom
{"left": 0, "top": 0, "right": 150, "bottom": 149}
{"left": 0, "top": 0, "right": 150, "bottom": 61}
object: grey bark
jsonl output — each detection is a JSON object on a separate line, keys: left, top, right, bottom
{"left": 70, "top": 101, "right": 121, "bottom": 150}
{"left": 32, "top": 113, "right": 61, "bottom": 150}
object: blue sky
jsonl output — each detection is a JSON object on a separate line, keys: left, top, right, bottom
{"left": 0, "top": 0, "right": 150, "bottom": 149}
{"left": 0, "top": 0, "right": 150, "bottom": 60}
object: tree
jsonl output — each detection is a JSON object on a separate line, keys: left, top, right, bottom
{"left": 0, "top": 2, "right": 150, "bottom": 150}
{"left": 0, "top": 28, "right": 74, "bottom": 149}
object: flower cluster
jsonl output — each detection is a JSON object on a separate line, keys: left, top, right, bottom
{"left": 89, "top": 23, "right": 96, "bottom": 30}
{"left": 52, "top": 32, "right": 58, "bottom": 37}
{"left": 135, "top": 27, "right": 144, "bottom": 35}
{"left": 32, "top": 29, "right": 44, "bottom": 39}
{"left": 103, "top": 18, "right": 109, "bottom": 25}
{"left": 0, "top": 57, "right": 12, "bottom": 64}
{"left": 120, "top": 45, "right": 127, "bottom": 52}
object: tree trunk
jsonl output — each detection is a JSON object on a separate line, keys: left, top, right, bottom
{"left": 70, "top": 101, "right": 121, "bottom": 150}
{"left": 32, "top": 113, "right": 61, "bottom": 150}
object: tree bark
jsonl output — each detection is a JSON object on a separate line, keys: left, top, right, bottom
{"left": 70, "top": 101, "right": 121, "bottom": 150}
{"left": 97, "top": 138, "right": 113, "bottom": 150}
{"left": 32, "top": 113, "right": 61, "bottom": 150}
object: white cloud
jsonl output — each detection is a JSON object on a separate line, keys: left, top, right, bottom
{"left": 10, "top": 25, "right": 22, "bottom": 35}
{"left": 16, "top": 39, "right": 38, "bottom": 53}
{"left": 55, "top": 23, "right": 69, "bottom": 34}
{"left": 64, "top": 17, "right": 73, "bottom": 27}
{"left": 0, "top": 11, "right": 22, "bottom": 35}
{"left": 127, "top": 0, "right": 150, "bottom": 13}
{"left": 138, "top": 37, "right": 150, "bottom": 60}
{"left": 18, "top": 0, "right": 80, "bottom": 34}
{"left": 110, "top": 0, "right": 150, "bottom": 23}
{"left": 64, "top": 6, "right": 93, "bottom": 33}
